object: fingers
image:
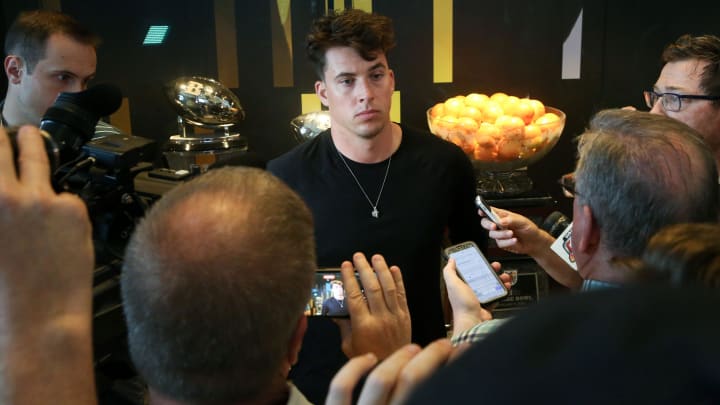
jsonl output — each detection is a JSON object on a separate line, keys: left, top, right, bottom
{"left": 389, "top": 339, "right": 453, "bottom": 405}
{"left": 353, "top": 253, "right": 385, "bottom": 315}
{"left": 388, "top": 264, "right": 408, "bottom": 314}
{"left": 0, "top": 126, "right": 17, "bottom": 188}
{"left": 357, "top": 344, "right": 421, "bottom": 405}
{"left": 370, "top": 254, "right": 400, "bottom": 313}
{"left": 17, "top": 126, "right": 52, "bottom": 193}
{"left": 342, "top": 259, "right": 367, "bottom": 317}
{"left": 327, "top": 353, "right": 379, "bottom": 405}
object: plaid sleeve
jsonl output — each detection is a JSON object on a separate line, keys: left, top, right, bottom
{"left": 451, "top": 318, "right": 509, "bottom": 346}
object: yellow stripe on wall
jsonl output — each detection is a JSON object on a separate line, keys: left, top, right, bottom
{"left": 391, "top": 90, "right": 401, "bottom": 123}
{"left": 214, "top": 0, "right": 239, "bottom": 88}
{"left": 271, "top": 0, "right": 294, "bottom": 87}
{"left": 110, "top": 97, "right": 132, "bottom": 134}
{"left": 352, "top": 0, "right": 372, "bottom": 12}
{"left": 433, "top": 0, "right": 453, "bottom": 83}
{"left": 301, "top": 93, "right": 322, "bottom": 114}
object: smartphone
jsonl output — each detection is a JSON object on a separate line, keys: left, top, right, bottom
{"left": 306, "top": 269, "right": 358, "bottom": 317}
{"left": 475, "top": 195, "right": 503, "bottom": 229}
{"left": 444, "top": 241, "right": 508, "bottom": 304}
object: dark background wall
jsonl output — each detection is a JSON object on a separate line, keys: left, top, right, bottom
{"left": 2, "top": 0, "right": 720, "bottom": 214}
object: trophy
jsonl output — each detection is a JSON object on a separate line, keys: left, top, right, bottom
{"left": 164, "top": 76, "right": 247, "bottom": 171}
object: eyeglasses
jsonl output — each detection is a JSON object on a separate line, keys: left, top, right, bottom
{"left": 558, "top": 172, "right": 579, "bottom": 198}
{"left": 643, "top": 90, "right": 720, "bottom": 112}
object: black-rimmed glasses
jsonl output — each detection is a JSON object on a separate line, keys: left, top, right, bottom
{"left": 643, "top": 90, "right": 720, "bottom": 112}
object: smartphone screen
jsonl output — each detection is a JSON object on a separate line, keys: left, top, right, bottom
{"left": 306, "top": 269, "right": 354, "bottom": 317}
{"left": 445, "top": 241, "right": 508, "bottom": 304}
{"left": 475, "top": 195, "right": 503, "bottom": 229}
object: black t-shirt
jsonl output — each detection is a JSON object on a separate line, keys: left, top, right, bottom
{"left": 268, "top": 124, "right": 485, "bottom": 401}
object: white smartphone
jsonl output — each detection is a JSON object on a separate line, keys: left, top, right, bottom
{"left": 444, "top": 241, "right": 508, "bottom": 304}
{"left": 475, "top": 195, "right": 503, "bottom": 229}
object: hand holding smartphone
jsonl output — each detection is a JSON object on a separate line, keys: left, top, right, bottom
{"left": 444, "top": 241, "right": 508, "bottom": 304}
{"left": 475, "top": 195, "right": 503, "bottom": 229}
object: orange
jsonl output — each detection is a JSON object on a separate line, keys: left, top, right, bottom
{"left": 497, "top": 139, "right": 523, "bottom": 160}
{"left": 429, "top": 102, "right": 445, "bottom": 119}
{"left": 535, "top": 112, "right": 560, "bottom": 125}
{"left": 529, "top": 99, "right": 546, "bottom": 122}
{"left": 490, "top": 92, "right": 509, "bottom": 105}
{"left": 477, "top": 122, "right": 501, "bottom": 141}
{"left": 523, "top": 123, "right": 542, "bottom": 140}
{"left": 495, "top": 115, "right": 525, "bottom": 139}
{"left": 461, "top": 105, "right": 483, "bottom": 123}
{"left": 444, "top": 97, "right": 465, "bottom": 117}
{"left": 482, "top": 101, "right": 504, "bottom": 123}
{"left": 465, "top": 93, "right": 489, "bottom": 109}
{"left": 457, "top": 117, "right": 479, "bottom": 136}
{"left": 515, "top": 99, "right": 536, "bottom": 125}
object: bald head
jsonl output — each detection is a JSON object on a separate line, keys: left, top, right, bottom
{"left": 121, "top": 167, "right": 316, "bottom": 403}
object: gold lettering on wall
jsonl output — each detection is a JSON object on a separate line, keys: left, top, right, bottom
{"left": 214, "top": 0, "right": 239, "bottom": 88}
{"left": 433, "top": 0, "right": 453, "bottom": 83}
{"left": 271, "top": 0, "right": 294, "bottom": 87}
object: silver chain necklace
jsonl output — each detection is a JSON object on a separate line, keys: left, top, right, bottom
{"left": 336, "top": 149, "right": 392, "bottom": 218}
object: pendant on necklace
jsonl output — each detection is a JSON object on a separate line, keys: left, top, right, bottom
{"left": 372, "top": 208, "right": 379, "bottom": 218}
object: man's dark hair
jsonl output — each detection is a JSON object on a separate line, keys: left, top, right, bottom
{"left": 662, "top": 34, "right": 720, "bottom": 105}
{"left": 306, "top": 8, "right": 396, "bottom": 80}
{"left": 4, "top": 10, "right": 100, "bottom": 73}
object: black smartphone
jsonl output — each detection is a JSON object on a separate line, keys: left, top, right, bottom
{"left": 475, "top": 195, "right": 503, "bottom": 229}
{"left": 444, "top": 241, "right": 508, "bottom": 304}
{"left": 306, "top": 269, "right": 358, "bottom": 317}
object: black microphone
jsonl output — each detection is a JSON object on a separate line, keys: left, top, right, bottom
{"left": 40, "top": 83, "right": 123, "bottom": 164}
{"left": 541, "top": 211, "right": 571, "bottom": 238}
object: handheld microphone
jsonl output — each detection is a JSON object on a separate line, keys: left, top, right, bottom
{"left": 542, "top": 211, "right": 571, "bottom": 238}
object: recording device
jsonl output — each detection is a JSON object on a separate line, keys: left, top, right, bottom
{"left": 40, "top": 83, "right": 124, "bottom": 165}
{"left": 307, "top": 269, "right": 361, "bottom": 317}
{"left": 542, "top": 211, "right": 571, "bottom": 238}
{"left": 6, "top": 127, "right": 59, "bottom": 173}
{"left": 445, "top": 241, "right": 508, "bottom": 304}
{"left": 475, "top": 195, "right": 503, "bottom": 229}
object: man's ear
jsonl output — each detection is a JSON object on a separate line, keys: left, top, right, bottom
{"left": 315, "top": 80, "right": 329, "bottom": 107}
{"left": 574, "top": 204, "right": 600, "bottom": 254}
{"left": 287, "top": 315, "right": 307, "bottom": 367}
{"left": 5, "top": 55, "right": 24, "bottom": 84}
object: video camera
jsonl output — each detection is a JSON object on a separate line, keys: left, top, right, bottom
{"left": 9, "top": 83, "right": 193, "bottom": 262}
{"left": 8, "top": 83, "right": 198, "bottom": 396}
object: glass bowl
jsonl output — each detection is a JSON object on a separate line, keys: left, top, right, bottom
{"left": 427, "top": 103, "right": 565, "bottom": 172}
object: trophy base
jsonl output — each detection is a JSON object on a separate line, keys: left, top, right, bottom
{"left": 476, "top": 170, "right": 533, "bottom": 198}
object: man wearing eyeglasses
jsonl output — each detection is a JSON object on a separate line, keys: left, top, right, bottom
{"left": 481, "top": 34, "right": 720, "bottom": 291}
{"left": 645, "top": 34, "right": 720, "bottom": 166}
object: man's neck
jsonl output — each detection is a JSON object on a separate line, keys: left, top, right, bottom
{"left": 331, "top": 122, "right": 401, "bottom": 163}
{"left": 579, "top": 249, "right": 634, "bottom": 286}
{"left": 148, "top": 380, "right": 291, "bottom": 405}
{"left": 2, "top": 89, "right": 37, "bottom": 127}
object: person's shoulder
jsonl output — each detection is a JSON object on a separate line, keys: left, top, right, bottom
{"left": 268, "top": 133, "right": 327, "bottom": 175}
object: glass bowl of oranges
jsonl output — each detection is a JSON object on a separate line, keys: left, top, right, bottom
{"left": 427, "top": 92, "right": 565, "bottom": 173}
